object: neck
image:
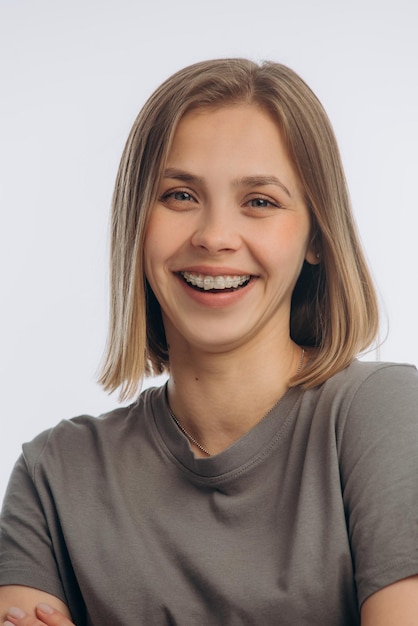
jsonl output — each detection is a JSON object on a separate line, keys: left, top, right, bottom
{"left": 166, "top": 336, "right": 304, "bottom": 456}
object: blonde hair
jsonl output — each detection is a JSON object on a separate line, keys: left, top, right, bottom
{"left": 99, "top": 58, "right": 379, "bottom": 399}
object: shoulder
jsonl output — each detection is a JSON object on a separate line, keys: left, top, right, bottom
{"left": 322, "top": 360, "right": 418, "bottom": 489}
{"left": 316, "top": 359, "right": 418, "bottom": 421}
{"left": 21, "top": 385, "right": 166, "bottom": 480}
{"left": 339, "top": 359, "right": 417, "bottom": 417}
{"left": 344, "top": 359, "right": 418, "bottom": 416}
{"left": 325, "top": 358, "right": 417, "bottom": 395}
{"left": 300, "top": 359, "right": 418, "bottom": 451}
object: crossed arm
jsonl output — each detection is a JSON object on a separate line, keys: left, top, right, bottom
{"left": 2, "top": 577, "right": 418, "bottom": 625}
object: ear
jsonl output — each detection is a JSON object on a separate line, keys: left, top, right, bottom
{"left": 305, "top": 242, "right": 321, "bottom": 265}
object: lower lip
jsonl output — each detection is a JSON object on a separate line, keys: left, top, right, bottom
{"left": 176, "top": 274, "right": 256, "bottom": 308}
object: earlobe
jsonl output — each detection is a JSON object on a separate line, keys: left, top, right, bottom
{"left": 305, "top": 227, "right": 321, "bottom": 265}
{"left": 305, "top": 248, "right": 321, "bottom": 265}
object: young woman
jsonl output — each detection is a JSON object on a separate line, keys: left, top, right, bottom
{"left": 1, "top": 59, "right": 417, "bottom": 626}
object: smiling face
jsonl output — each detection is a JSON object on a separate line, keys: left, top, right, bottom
{"left": 144, "top": 104, "right": 317, "bottom": 358}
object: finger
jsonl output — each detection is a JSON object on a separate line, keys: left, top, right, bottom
{"left": 3, "top": 604, "right": 74, "bottom": 626}
{"left": 4, "top": 606, "right": 46, "bottom": 626}
{"left": 36, "top": 605, "right": 74, "bottom": 626}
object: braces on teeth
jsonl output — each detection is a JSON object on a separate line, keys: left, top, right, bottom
{"left": 182, "top": 271, "right": 250, "bottom": 291}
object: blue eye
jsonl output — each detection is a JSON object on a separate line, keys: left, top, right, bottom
{"left": 159, "top": 189, "right": 198, "bottom": 211}
{"left": 172, "top": 191, "right": 193, "bottom": 201}
{"left": 161, "top": 190, "right": 195, "bottom": 202}
{"left": 248, "top": 197, "right": 281, "bottom": 209}
{"left": 250, "top": 198, "right": 271, "bottom": 208}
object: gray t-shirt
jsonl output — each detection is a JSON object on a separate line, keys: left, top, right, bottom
{"left": 1, "top": 360, "right": 418, "bottom": 625}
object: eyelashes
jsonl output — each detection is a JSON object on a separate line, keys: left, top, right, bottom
{"left": 247, "top": 197, "right": 282, "bottom": 209}
{"left": 160, "top": 190, "right": 196, "bottom": 203}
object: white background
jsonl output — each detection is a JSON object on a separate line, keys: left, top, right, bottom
{"left": 1, "top": 0, "right": 417, "bottom": 503}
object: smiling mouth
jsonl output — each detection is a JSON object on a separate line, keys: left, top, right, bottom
{"left": 180, "top": 271, "right": 251, "bottom": 292}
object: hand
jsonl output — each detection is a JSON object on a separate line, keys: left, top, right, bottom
{"left": 3, "top": 603, "right": 75, "bottom": 626}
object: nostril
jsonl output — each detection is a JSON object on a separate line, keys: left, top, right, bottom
{"left": 191, "top": 229, "right": 241, "bottom": 254}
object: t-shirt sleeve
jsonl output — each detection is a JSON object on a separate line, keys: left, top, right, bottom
{"left": 338, "top": 363, "right": 418, "bottom": 607}
{"left": 0, "top": 441, "right": 67, "bottom": 603}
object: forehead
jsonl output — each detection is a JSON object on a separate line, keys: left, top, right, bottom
{"left": 164, "top": 104, "right": 302, "bottom": 192}
{"left": 174, "top": 103, "right": 281, "bottom": 138}
{"left": 167, "top": 105, "right": 288, "bottom": 163}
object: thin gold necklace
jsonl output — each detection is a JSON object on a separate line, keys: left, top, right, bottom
{"left": 169, "top": 347, "right": 305, "bottom": 457}
{"left": 168, "top": 409, "right": 212, "bottom": 456}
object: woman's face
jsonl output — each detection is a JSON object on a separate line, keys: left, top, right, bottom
{"left": 144, "top": 104, "right": 317, "bottom": 357}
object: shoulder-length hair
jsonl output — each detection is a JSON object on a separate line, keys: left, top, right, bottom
{"left": 99, "top": 58, "right": 379, "bottom": 400}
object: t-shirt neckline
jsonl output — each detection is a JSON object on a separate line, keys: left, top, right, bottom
{"left": 150, "top": 382, "right": 304, "bottom": 481}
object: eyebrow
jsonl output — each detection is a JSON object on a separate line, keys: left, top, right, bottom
{"left": 162, "top": 168, "right": 292, "bottom": 198}
{"left": 236, "top": 176, "right": 291, "bottom": 198}
{"left": 163, "top": 168, "right": 204, "bottom": 185}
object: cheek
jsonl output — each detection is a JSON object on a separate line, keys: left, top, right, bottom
{"left": 145, "top": 209, "right": 183, "bottom": 251}
{"left": 143, "top": 213, "right": 184, "bottom": 292}
{"left": 143, "top": 213, "right": 166, "bottom": 274}
{"left": 144, "top": 211, "right": 161, "bottom": 248}
{"left": 143, "top": 237, "right": 159, "bottom": 286}
{"left": 259, "top": 222, "right": 311, "bottom": 264}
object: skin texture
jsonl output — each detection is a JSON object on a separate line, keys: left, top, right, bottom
{"left": 0, "top": 585, "right": 73, "bottom": 625}
{"left": 361, "top": 575, "right": 418, "bottom": 625}
{"left": 1, "top": 105, "right": 417, "bottom": 624}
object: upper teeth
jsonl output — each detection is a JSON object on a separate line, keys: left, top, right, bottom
{"left": 182, "top": 271, "right": 250, "bottom": 290}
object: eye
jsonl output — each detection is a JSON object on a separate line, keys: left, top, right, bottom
{"left": 249, "top": 198, "right": 273, "bottom": 208}
{"left": 245, "top": 196, "right": 282, "bottom": 210}
{"left": 172, "top": 191, "right": 194, "bottom": 201}
{"left": 159, "top": 189, "right": 198, "bottom": 210}
{"left": 162, "top": 190, "right": 195, "bottom": 202}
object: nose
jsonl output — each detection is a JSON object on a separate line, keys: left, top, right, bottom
{"left": 190, "top": 206, "right": 241, "bottom": 254}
